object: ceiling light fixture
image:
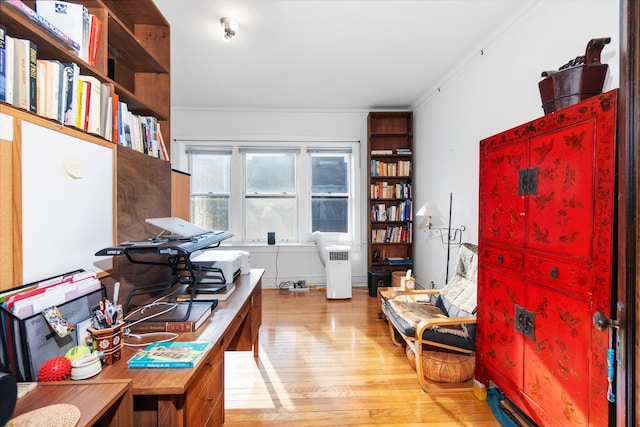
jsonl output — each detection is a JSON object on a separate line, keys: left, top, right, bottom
{"left": 220, "top": 17, "right": 238, "bottom": 41}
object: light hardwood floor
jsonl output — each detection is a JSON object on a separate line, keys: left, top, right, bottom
{"left": 224, "top": 287, "right": 500, "bottom": 426}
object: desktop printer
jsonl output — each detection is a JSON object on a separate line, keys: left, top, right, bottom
{"left": 190, "top": 250, "right": 250, "bottom": 284}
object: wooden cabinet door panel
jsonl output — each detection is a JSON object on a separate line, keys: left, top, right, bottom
{"left": 523, "top": 286, "right": 591, "bottom": 426}
{"left": 477, "top": 266, "right": 525, "bottom": 391}
{"left": 527, "top": 121, "right": 596, "bottom": 259}
{"left": 479, "top": 140, "right": 528, "bottom": 247}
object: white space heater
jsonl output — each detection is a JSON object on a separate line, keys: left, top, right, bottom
{"left": 325, "top": 245, "right": 352, "bottom": 299}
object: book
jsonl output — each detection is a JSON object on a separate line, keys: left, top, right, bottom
{"left": 53, "top": 59, "right": 66, "bottom": 123}
{"left": 87, "top": 14, "right": 102, "bottom": 67}
{"left": 128, "top": 301, "right": 214, "bottom": 333}
{"left": 78, "top": 74, "right": 101, "bottom": 134}
{"left": 75, "top": 77, "right": 85, "bottom": 128}
{"left": 127, "top": 341, "right": 209, "bottom": 368}
{"left": 7, "top": 0, "right": 81, "bottom": 52}
{"left": 26, "top": 39, "right": 37, "bottom": 113}
{"left": 111, "top": 91, "right": 119, "bottom": 144}
{"left": 81, "top": 7, "right": 91, "bottom": 63}
{"left": 4, "top": 34, "right": 14, "bottom": 104}
{"left": 61, "top": 62, "right": 79, "bottom": 126}
{"left": 35, "top": 59, "right": 62, "bottom": 120}
{"left": 387, "top": 258, "right": 413, "bottom": 265}
{"left": 12, "top": 38, "right": 29, "bottom": 110}
{"left": 0, "top": 26, "right": 6, "bottom": 102}
{"left": 34, "top": 1, "right": 84, "bottom": 54}
{"left": 99, "top": 84, "right": 111, "bottom": 138}
{"left": 177, "top": 284, "right": 236, "bottom": 302}
{"left": 17, "top": 382, "right": 38, "bottom": 399}
{"left": 35, "top": 59, "right": 46, "bottom": 115}
{"left": 12, "top": 38, "right": 37, "bottom": 112}
{"left": 118, "top": 101, "right": 131, "bottom": 147}
{"left": 157, "top": 122, "right": 169, "bottom": 161}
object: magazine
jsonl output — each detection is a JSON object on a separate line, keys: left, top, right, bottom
{"left": 127, "top": 341, "right": 209, "bottom": 368}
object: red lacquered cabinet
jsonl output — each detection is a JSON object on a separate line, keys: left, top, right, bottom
{"left": 476, "top": 89, "right": 618, "bottom": 427}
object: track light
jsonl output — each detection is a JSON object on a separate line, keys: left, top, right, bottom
{"left": 220, "top": 17, "right": 238, "bottom": 41}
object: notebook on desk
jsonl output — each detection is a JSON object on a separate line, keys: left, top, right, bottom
{"left": 146, "top": 217, "right": 224, "bottom": 238}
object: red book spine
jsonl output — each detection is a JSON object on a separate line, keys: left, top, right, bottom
{"left": 88, "top": 15, "right": 102, "bottom": 67}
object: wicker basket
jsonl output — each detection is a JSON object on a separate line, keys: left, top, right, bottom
{"left": 406, "top": 346, "right": 475, "bottom": 383}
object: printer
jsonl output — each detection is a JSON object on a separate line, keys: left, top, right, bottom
{"left": 190, "top": 250, "right": 250, "bottom": 284}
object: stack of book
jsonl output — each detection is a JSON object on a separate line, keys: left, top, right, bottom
{"left": 386, "top": 257, "right": 413, "bottom": 266}
{"left": 127, "top": 301, "right": 216, "bottom": 333}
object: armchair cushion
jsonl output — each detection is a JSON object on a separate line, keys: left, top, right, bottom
{"left": 381, "top": 297, "right": 476, "bottom": 351}
{"left": 437, "top": 242, "right": 478, "bottom": 315}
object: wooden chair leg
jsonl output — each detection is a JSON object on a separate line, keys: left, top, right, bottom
{"left": 387, "top": 320, "right": 404, "bottom": 347}
{"left": 414, "top": 342, "right": 429, "bottom": 392}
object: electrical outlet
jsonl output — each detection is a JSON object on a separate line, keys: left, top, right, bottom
{"left": 289, "top": 285, "right": 309, "bottom": 292}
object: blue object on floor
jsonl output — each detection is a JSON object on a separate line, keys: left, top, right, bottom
{"left": 487, "top": 387, "right": 519, "bottom": 427}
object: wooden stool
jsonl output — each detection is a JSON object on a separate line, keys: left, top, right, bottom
{"left": 406, "top": 346, "right": 475, "bottom": 383}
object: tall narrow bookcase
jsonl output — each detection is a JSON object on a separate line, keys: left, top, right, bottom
{"left": 367, "top": 112, "right": 414, "bottom": 273}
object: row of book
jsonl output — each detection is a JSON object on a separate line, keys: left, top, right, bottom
{"left": 371, "top": 200, "right": 413, "bottom": 222}
{"left": 370, "top": 181, "right": 412, "bottom": 199}
{"left": 0, "top": 28, "right": 168, "bottom": 160}
{"left": 371, "top": 224, "right": 413, "bottom": 243}
{"left": 4, "top": 0, "right": 101, "bottom": 66}
{"left": 371, "top": 160, "right": 412, "bottom": 177}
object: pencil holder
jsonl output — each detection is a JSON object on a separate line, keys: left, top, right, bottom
{"left": 87, "top": 322, "right": 125, "bottom": 365}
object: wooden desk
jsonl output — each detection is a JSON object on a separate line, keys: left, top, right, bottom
{"left": 96, "top": 268, "right": 264, "bottom": 426}
{"left": 10, "top": 380, "right": 133, "bottom": 426}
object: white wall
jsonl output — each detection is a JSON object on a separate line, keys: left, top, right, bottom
{"left": 170, "top": 0, "right": 620, "bottom": 289}
{"left": 412, "top": 0, "right": 620, "bottom": 288}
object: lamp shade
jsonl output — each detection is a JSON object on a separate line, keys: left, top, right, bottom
{"left": 416, "top": 202, "right": 442, "bottom": 219}
{"left": 415, "top": 201, "right": 442, "bottom": 229}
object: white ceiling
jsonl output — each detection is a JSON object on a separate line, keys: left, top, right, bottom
{"left": 153, "top": 0, "right": 534, "bottom": 111}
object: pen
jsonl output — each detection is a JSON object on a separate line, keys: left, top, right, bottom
{"left": 113, "top": 282, "right": 120, "bottom": 306}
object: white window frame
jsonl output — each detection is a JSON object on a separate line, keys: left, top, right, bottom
{"left": 184, "top": 140, "right": 359, "bottom": 244}
{"left": 186, "top": 146, "right": 232, "bottom": 231}
{"left": 240, "top": 147, "right": 300, "bottom": 242}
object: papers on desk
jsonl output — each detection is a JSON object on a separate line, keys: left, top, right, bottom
{"left": 0, "top": 270, "right": 101, "bottom": 319}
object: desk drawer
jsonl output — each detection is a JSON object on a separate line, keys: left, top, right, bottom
{"left": 186, "top": 342, "right": 223, "bottom": 426}
{"left": 226, "top": 302, "right": 252, "bottom": 351}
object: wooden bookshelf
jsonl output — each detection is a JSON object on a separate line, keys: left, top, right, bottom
{"left": 0, "top": 0, "right": 171, "bottom": 152}
{"left": 367, "top": 112, "right": 414, "bottom": 273}
{"left": 0, "top": 0, "right": 172, "bottom": 288}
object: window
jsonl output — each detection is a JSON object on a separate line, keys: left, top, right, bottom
{"left": 186, "top": 142, "right": 357, "bottom": 243}
{"left": 188, "top": 148, "right": 231, "bottom": 230}
{"left": 243, "top": 150, "right": 298, "bottom": 241}
{"left": 310, "top": 152, "right": 350, "bottom": 233}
